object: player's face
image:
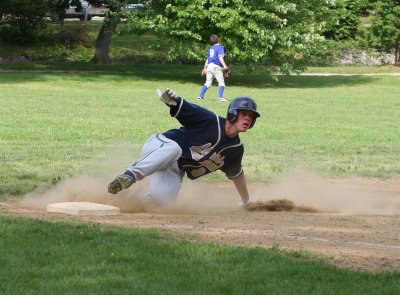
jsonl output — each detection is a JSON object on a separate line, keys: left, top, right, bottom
{"left": 234, "top": 110, "right": 255, "bottom": 131}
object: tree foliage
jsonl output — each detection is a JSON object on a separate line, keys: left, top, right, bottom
{"left": 322, "top": 0, "right": 371, "bottom": 40}
{"left": 0, "top": 0, "right": 49, "bottom": 43}
{"left": 147, "top": 0, "right": 330, "bottom": 73}
{"left": 370, "top": 0, "right": 400, "bottom": 64}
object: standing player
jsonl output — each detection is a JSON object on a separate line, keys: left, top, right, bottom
{"left": 198, "top": 34, "right": 230, "bottom": 102}
{"left": 108, "top": 88, "right": 260, "bottom": 207}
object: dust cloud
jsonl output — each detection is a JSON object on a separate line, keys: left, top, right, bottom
{"left": 173, "top": 171, "right": 400, "bottom": 215}
{"left": 19, "top": 142, "right": 151, "bottom": 213}
{"left": 248, "top": 171, "right": 400, "bottom": 215}
{"left": 19, "top": 155, "right": 400, "bottom": 216}
{"left": 10, "top": 121, "right": 400, "bottom": 215}
{"left": 19, "top": 174, "right": 149, "bottom": 212}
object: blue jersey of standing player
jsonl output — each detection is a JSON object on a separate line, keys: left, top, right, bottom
{"left": 163, "top": 98, "right": 243, "bottom": 180}
{"left": 207, "top": 44, "right": 225, "bottom": 66}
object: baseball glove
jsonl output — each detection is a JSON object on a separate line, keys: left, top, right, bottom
{"left": 223, "top": 67, "right": 231, "bottom": 78}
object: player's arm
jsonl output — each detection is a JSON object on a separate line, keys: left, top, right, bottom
{"left": 219, "top": 55, "right": 228, "bottom": 69}
{"left": 221, "top": 146, "right": 249, "bottom": 204}
{"left": 160, "top": 88, "right": 216, "bottom": 126}
{"left": 202, "top": 59, "right": 208, "bottom": 76}
{"left": 232, "top": 172, "right": 250, "bottom": 204}
{"left": 217, "top": 46, "right": 228, "bottom": 69}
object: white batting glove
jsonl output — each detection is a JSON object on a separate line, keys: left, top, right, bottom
{"left": 160, "top": 88, "right": 178, "bottom": 106}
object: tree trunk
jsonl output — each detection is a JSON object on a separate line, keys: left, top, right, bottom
{"left": 92, "top": 18, "right": 117, "bottom": 64}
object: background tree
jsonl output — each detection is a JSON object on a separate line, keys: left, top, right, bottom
{"left": 323, "top": 0, "right": 371, "bottom": 41}
{"left": 304, "top": 0, "right": 375, "bottom": 66}
{"left": 0, "top": 0, "right": 49, "bottom": 43}
{"left": 147, "top": 0, "right": 331, "bottom": 73}
{"left": 87, "top": 0, "right": 333, "bottom": 70}
{"left": 85, "top": 0, "right": 148, "bottom": 64}
{"left": 46, "top": 0, "right": 83, "bottom": 27}
{"left": 370, "top": 0, "right": 400, "bottom": 64}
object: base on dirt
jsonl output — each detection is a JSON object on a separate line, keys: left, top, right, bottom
{"left": 47, "top": 202, "right": 120, "bottom": 216}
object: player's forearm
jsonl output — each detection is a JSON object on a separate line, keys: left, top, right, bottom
{"left": 232, "top": 172, "right": 249, "bottom": 204}
{"left": 219, "top": 56, "right": 228, "bottom": 68}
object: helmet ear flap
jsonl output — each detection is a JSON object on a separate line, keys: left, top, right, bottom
{"left": 227, "top": 108, "right": 238, "bottom": 122}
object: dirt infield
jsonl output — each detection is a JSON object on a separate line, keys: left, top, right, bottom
{"left": 4, "top": 173, "right": 400, "bottom": 272}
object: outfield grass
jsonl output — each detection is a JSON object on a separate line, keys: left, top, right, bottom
{"left": 0, "top": 64, "right": 399, "bottom": 198}
{"left": 1, "top": 215, "right": 399, "bottom": 295}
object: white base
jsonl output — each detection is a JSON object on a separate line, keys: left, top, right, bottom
{"left": 47, "top": 202, "right": 120, "bottom": 216}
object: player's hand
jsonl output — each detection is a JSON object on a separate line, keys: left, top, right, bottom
{"left": 201, "top": 69, "right": 206, "bottom": 76}
{"left": 160, "top": 88, "right": 178, "bottom": 106}
{"left": 238, "top": 200, "right": 253, "bottom": 209}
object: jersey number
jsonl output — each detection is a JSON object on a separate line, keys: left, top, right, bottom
{"left": 209, "top": 49, "right": 215, "bottom": 58}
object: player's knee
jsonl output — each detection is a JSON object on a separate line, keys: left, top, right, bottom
{"left": 150, "top": 188, "right": 179, "bottom": 206}
{"left": 136, "top": 192, "right": 175, "bottom": 207}
{"left": 165, "top": 141, "right": 182, "bottom": 162}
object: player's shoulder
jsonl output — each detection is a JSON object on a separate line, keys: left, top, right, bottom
{"left": 211, "top": 43, "right": 224, "bottom": 48}
{"left": 225, "top": 139, "right": 244, "bottom": 156}
{"left": 215, "top": 44, "right": 225, "bottom": 54}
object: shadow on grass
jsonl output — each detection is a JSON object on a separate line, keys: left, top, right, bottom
{"left": 0, "top": 62, "right": 376, "bottom": 88}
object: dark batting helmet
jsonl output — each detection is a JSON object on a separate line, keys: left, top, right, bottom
{"left": 226, "top": 96, "right": 260, "bottom": 128}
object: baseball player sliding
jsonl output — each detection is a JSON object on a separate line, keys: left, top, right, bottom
{"left": 108, "top": 88, "right": 260, "bottom": 207}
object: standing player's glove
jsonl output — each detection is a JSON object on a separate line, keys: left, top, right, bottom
{"left": 223, "top": 67, "right": 231, "bottom": 78}
{"left": 160, "top": 88, "right": 178, "bottom": 106}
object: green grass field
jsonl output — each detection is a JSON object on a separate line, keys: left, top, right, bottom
{"left": 1, "top": 215, "right": 399, "bottom": 295}
{"left": 1, "top": 64, "right": 399, "bottom": 198}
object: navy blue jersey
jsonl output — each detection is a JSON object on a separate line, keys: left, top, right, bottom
{"left": 207, "top": 44, "right": 225, "bottom": 66}
{"left": 163, "top": 98, "right": 243, "bottom": 180}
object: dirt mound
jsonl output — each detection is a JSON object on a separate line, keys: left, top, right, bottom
{"left": 245, "top": 199, "right": 319, "bottom": 212}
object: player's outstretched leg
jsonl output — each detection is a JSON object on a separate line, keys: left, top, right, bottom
{"left": 108, "top": 171, "right": 136, "bottom": 194}
{"left": 198, "top": 85, "right": 208, "bottom": 100}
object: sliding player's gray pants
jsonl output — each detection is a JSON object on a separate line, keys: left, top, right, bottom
{"left": 126, "top": 134, "right": 183, "bottom": 205}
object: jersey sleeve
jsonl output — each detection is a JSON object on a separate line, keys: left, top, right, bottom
{"left": 169, "top": 98, "right": 216, "bottom": 127}
{"left": 217, "top": 45, "right": 225, "bottom": 57}
{"left": 220, "top": 145, "right": 244, "bottom": 179}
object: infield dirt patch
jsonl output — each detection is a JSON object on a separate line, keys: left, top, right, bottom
{"left": 5, "top": 172, "right": 400, "bottom": 272}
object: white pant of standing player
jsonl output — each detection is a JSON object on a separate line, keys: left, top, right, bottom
{"left": 205, "top": 63, "right": 225, "bottom": 88}
{"left": 126, "top": 134, "right": 183, "bottom": 205}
